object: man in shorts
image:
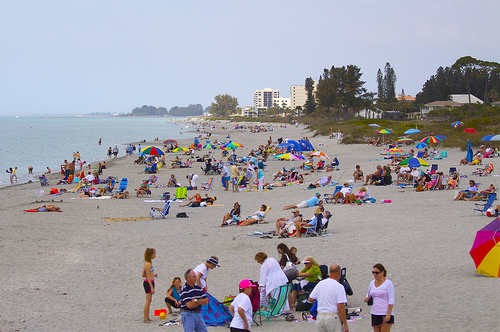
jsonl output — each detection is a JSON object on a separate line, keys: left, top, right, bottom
{"left": 230, "top": 164, "right": 240, "bottom": 192}
{"left": 219, "top": 163, "right": 230, "bottom": 191}
{"left": 283, "top": 193, "right": 322, "bottom": 210}
{"left": 308, "top": 264, "right": 349, "bottom": 332}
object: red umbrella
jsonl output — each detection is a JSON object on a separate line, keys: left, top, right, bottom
{"left": 463, "top": 128, "right": 477, "bottom": 134}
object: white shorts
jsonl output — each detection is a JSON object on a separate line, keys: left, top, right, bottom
{"left": 297, "top": 201, "right": 308, "bottom": 208}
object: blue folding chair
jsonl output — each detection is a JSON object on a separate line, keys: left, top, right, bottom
{"left": 474, "top": 193, "right": 497, "bottom": 215}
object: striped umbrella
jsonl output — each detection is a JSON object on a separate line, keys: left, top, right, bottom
{"left": 141, "top": 146, "right": 165, "bottom": 156}
{"left": 396, "top": 138, "right": 413, "bottom": 143}
{"left": 381, "top": 149, "right": 408, "bottom": 156}
{"left": 222, "top": 142, "right": 243, "bottom": 150}
{"left": 451, "top": 121, "right": 464, "bottom": 128}
{"left": 377, "top": 129, "right": 392, "bottom": 134}
{"left": 420, "top": 136, "right": 442, "bottom": 144}
{"left": 404, "top": 129, "right": 421, "bottom": 134}
{"left": 310, "top": 151, "right": 329, "bottom": 160}
{"left": 274, "top": 153, "right": 305, "bottom": 161}
{"left": 203, "top": 144, "right": 214, "bottom": 149}
{"left": 416, "top": 142, "right": 427, "bottom": 149}
{"left": 399, "top": 157, "right": 430, "bottom": 167}
{"left": 172, "top": 147, "right": 189, "bottom": 152}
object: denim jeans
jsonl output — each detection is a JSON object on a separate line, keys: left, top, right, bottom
{"left": 181, "top": 311, "right": 208, "bottom": 332}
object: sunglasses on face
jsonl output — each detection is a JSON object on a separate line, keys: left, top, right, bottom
{"left": 372, "top": 271, "right": 382, "bottom": 275}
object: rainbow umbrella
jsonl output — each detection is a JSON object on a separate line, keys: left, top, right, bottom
{"left": 310, "top": 151, "right": 329, "bottom": 160}
{"left": 463, "top": 128, "right": 478, "bottom": 134}
{"left": 420, "top": 136, "right": 442, "bottom": 144}
{"left": 172, "top": 147, "right": 189, "bottom": 152}
{"left": 141, "top": 146, "right": 165, "bottom": 156}
{"left": 415, "top": 142, "right": 427, "bottom": 149}
{"left": 404, "top": 129, "right": 421, "bottom": 134}
{"left": 396, "top": 138, "right": 413, "bottom": 143}
{"left": 274, "top": 153, "right": 305, "bottom": 161}
{"left": 377, "top": 129, "right": 391, "bottom": 134}
{"left": 381, "top": 148, "right": 408, "bottom": 156}
{"left": 222, "top": 142, "right": 243, "bottom": 150}
{"left": 451, "top": 121, "right": 464, "bottom": 128}
{"left": 469, "top": 217, "right": 500, "bottom": 278}
{"left": 203, "top": 144, "right": 214, "bottom": 149}
{"left": 399, "top": 157, "right": 429, "bottom": 168}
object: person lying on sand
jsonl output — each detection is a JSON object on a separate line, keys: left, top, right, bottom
{"left": 111, "top": 191, "right": 130, "bottom": 199}
{"left": 25, "top": 204, "right": 62, "bottom": 212}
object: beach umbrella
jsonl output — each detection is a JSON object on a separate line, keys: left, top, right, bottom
{"left": 141, "top": 146, "right": 164, "bottom": 156}
{"left": 310, "top": 151, "right": 329, "bottom": 159}
{"left": 163, "top": 139, "right": 177, "bottom": 145}
{"left": 399, "top": 157, "right": 430, "bottom": 168}
{"left": 451, "top": 121, "right": 464, "bottom": 128}
{"left": 466, "top": 140, "right": 473, "bottom": 163}
{"left": 469, "top": 217, "right": 500, "bottom": 278}
{"left": 396, "top": 138, "right": 413, "bottom": 143}
{"left": 377, "top": 129, "right": 391, "bottom": 134}
{"left": 404, "top": 129, "right": 421, "bottom": 134}
{"left": 435, "top": 135, "right": 447, "bottom": 140}
{"left": 490, "top": 134, "right": 500, "bottom": 141}
{"left": 203, "top": 144, "right": 214, "bottom": 149}
{"left": 415, "top": 142, "right": 427, "bottom": 149}
{"left": 222, "top": 142, "right": 243, "bottom": 150}
{"left": 481, "top": 135, "right": 495, "bottom": 142}
{"left": 172, "top": 147, "right": 189, "bottom": 152}
{"left": 274, "top": 153, "right": 305, "bottom": 161}
{"left": 381, "top": 149, "right": 408, "bottom": 156}
{"left": 369, "top": 124, "right": 381, "bottom": 128}
{"left": 420, "top": 136, "right": 442, "bottom": 144}
{"left": 463, "top": 128, "right": 478, "bottom": 134}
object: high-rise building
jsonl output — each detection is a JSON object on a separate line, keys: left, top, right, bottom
{"left": 290, "top": 81, "right": 317, "bottom": 111}
{"left": 253, "top": 87, "right": 280, "bottom": 109}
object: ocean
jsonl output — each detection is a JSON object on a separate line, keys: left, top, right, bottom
{"left": 0, "top": 116, "right": 197, "bottom": 188}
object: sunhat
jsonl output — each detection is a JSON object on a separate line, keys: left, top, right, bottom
{"left": 314, "top": 208, "right": 322, "bottom": 214}
{"left": 206, "top": 257, "right": 220, "bottom": 267}
{"left": 239, "top": 279, "right": 257, "bottom": 289}
{"left": 291, "top": 209, "right": 300, "bottom": 213}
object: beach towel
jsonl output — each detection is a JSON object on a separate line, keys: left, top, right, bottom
{"left": 201, "top": 293, "right": 232, "bottom": 327}
{"left": 103, "top": 217, "right": 152, "bottom": 222}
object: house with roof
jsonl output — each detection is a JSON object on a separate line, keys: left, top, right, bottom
{"left": 421, "top": 94, "right": 483, "bottom": 114}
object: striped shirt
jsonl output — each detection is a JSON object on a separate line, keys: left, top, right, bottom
{"left": 180, "top": 283, "right": 207, "bottom": 312}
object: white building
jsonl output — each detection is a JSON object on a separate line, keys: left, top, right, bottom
{"left": 272, "top": 97, "right": 291, "bottom": 108}
{"left": 290, "top": 81, "right": 316, "bottom": 112}
{"left": 253, "top": 88, "right": 279, "bottom": 109}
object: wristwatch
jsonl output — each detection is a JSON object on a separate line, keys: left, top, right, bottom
{"left": 194, "top": 299, "right": 198, "bottom": 303}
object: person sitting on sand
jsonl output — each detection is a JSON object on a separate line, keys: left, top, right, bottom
{"left": 111, "top": 191, "right": 130, "bottom": 199}
{"left": 465, "top": 184, "right": 496, "bottom": 201}
{"left": 446, "top": 172, "right": 459, "bottom": 190}
{"left": 454, "top": 180, "right": 478, "bottom": 201}
{"left": 397, "top": 165, "right": 411, "bottom": 183}
{"left": 136, "top": 181, "right": 151, "bottom": 198}
{"left": 25, "top": 204, "right": 61, "bottom": 212}
{"left": 353, "top": 165, "right": 364, "bottom": 182}
{"left": 237, "top": 205, "right": 267, "bottom": 226}
{"left": 98, "top": 179, "right": 114, "bottom": 196}
{"left": 283, "top": 193, "right": 322, "bottom": 210}
{"left": 220, "top": 202, "right": 241, "bottom": 227}
{"left": 364, "top": 165, "right": 383, "bottom": 185}
{"left": 275, "top": 209, "right": 302, "bottom": 237}
{"left": 167, "top": 174, "right": 177, "bottom": 187}
{"left": 355, "top": 187, "right": 368, "bottom": 201}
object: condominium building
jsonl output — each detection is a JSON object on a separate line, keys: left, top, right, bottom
{"left": 253, "top": 87, "right": 279, "bottom": 109}
{"left": 291, "top": 81, "right": 316, "bottom": 111}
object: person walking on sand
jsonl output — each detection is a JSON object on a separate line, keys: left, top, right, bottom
{"left": 364, "top": 263, "right": 395, "bottom": 332}
{"left": 107, "top": 147, "right": 112, "bottom": 159}
{"left": 180, "top": 268, "right": 209, "bottom": 332}
{"left": 308, "top": 264, "right": 349, "bottom": 332}
{"left": 193, "top": 256, "right": 220, "bottom": 292}
{"left": 113, "top": 145, "right": 119, "bottom": 158}
{"left": 230, "top": 164, "right": 240, "bottom": 192}
{"left": 142, "top": 248, "right": 158, "bottom": 323}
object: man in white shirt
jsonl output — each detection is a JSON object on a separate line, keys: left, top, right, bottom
{"left": 308, "top": 265, "right": 349, "bottom": 332}
{"left": 229, "top": 279, "right": 256, "bottom": 331}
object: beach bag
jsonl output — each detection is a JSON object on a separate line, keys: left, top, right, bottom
{"left": 295, "top": 293, "right": 313, "bottom": 311}
{"left": 283, "top": 254, "right": 299, "bottom": 282}
{"left": 176, "top": 212, "right": 189, "bottom": 218}
{"left": 191, "top": 201, "right": 201, "bottom": 207}
{"left": 416, "top": 185, "right": 424, "bottom": 192}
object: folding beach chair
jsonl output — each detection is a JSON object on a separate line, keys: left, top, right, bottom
{"left": 473, "top": 193, "right": 497, "bottom": 215}
{"left": 201, "top": 178, "right": 214, "bottom": 190}
{"left": 254, "top": 283, "right": 292, "bottom": 324}
{"left": 428, "top": 172, "right": 444, "bottom": 190}
{"left": 150, "top": 201, "right": 171, "bottom": 219}
{"left": 417, "top": 151, "right": 425, "bottom": 159}
{"left": 324, "top": 186, "right": 342, "bottom": 203}
{"left": 473, "top": 163, "right": 494, "bottom": 176}
{"left": 429, "top": 164, "right": 438, "bottom": 174}
{"left": 257, "top": 206, "right": 272, "bottom": 224}
{"left": 303, "top": 211, "right": 331, "bottom": 237}
{"left": 115, "top": 178, "right": 128, "bottom": 194}
{"left": 39, "top": 175, "right": 49, "bottom": 186}
{"left": 175, "top": 187, "right": 187, "bottom": 199}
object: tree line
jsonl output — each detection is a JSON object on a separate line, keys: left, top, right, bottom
{"left": 127, "top": 104, "right": 204, "bottom": 116}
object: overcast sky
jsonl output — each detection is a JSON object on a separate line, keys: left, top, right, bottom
{"left": 1, "top": 0, "right": 498, "bottom": 115}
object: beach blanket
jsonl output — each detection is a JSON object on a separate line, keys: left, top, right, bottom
{"left": 104, "top": 217, "right": 152, "bottom": 222}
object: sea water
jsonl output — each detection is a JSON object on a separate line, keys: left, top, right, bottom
{"left": 0, "top": 116, "right": 198, "bottom": 187}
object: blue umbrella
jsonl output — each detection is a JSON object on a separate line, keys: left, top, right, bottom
{"left": 277, "top": 142, "right": 292, "bottom": 148}
{"left": 467, "top": 139, "right": 473, "bottom": 163}
{"left": 404, "top": 128, "right": 421, "bottom": 134}
{"left": 436, "top": 135, "right": 447, "bottom": 140}
{"left": 416, "top": 142, "right": 427, "bottom": 149}
{"left": 481, "top": 135, "right": 494, "bottom": 141}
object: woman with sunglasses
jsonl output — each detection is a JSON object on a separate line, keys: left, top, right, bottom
{"left": 364, "top": 263, "right": 395, "bottom": 331}
{"left": 165, "top": 277, "right": 182, "bottom": 314}
{"left": 220, "top": 202, "right": 241, "bottom": 227}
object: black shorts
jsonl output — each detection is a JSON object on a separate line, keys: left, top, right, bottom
{"left": 230, "top": 328, "right": 249, "bottom": 332}
{"left": 371, "top": 314, "right": 394, "bottom": 327}
{"left": 143, "top": 280, "right": 155, "bottom": 294}
{"left": 165, "top": 297, "right": 181, "bottom": 308}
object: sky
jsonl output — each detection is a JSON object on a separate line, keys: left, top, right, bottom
{"left": 0, "top": 0, "right": 499, "bottom": 115}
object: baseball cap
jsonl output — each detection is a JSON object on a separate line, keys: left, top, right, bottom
{"left": 315, "top": 192, "right": 320, "bottom": 196}
{"left": 239, "top": 279, "right": 257, "bottom": 289}
{"left": 314, "top": 208, "right": 322, "bottom": 214}
{"left": 291, "top": 208, "right": 300, "bottom": 213}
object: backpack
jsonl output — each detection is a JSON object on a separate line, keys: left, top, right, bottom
{"left": 176, "top": 212, "right": 189, "bottom": 218}
{"left": 339, "top": 267, "right": 353, "bottom": 296}
{"left": 319, "top": 265, "right": 329, "bottom": 280}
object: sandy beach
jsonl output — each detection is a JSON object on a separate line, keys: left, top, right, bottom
{"left": 0, "top": 119, "right": 498, "bottom": 332}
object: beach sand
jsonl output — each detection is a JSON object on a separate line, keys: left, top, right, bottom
{"left": 0, "top": 119, "right": 498, "bottom": 332}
